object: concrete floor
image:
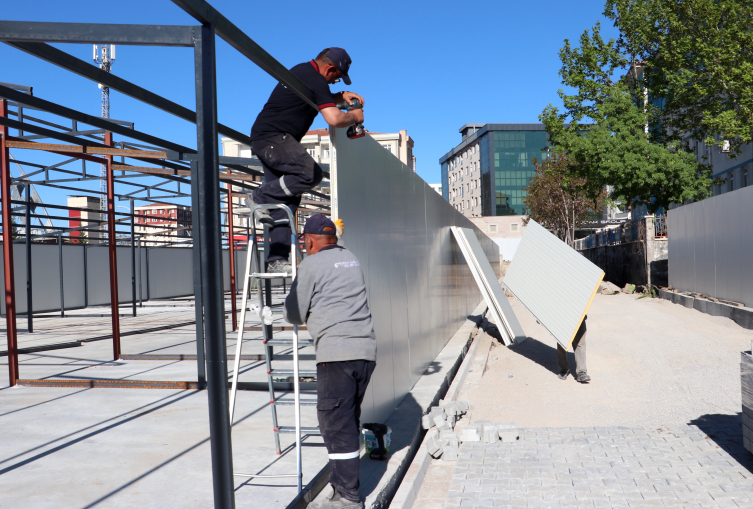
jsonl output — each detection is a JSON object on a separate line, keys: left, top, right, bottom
{"left": 0, "top": 292, "right": 328, "bottom": 508}
{"left": 414, "top": 292, "right": 753, "bottom": 508}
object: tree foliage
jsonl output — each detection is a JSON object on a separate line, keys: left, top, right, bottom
{"left": 524, "top": 154, "right": 607, "bottom": 246}
{"left": 605, "top": 0, "right": 753, "bottom": 155}
{"left": 541, "top": 23, "right": 712, "bottom": 213}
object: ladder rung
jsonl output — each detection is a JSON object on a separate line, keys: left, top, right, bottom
{"left": 272, "top": 399, "right": 317, "bottom": 406}
{"left": 270, "top": 369, "right": 316, "bottom": 377}
{"left": 276, "top": 426, "right": 320, "bottom": 434}
{"left": 251, "top": 272, "right": 291, "bottom": 279}
{"left": 265, "top": 339, "right": 314, "bottom": 346}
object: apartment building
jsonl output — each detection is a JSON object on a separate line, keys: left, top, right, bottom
{"left": 67, "top": 196, "right": 103, "bottom": 241}
{"left": 134, "top": 203, "right": 192, "bottom": 246}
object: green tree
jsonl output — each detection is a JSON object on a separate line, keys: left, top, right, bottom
{"left": 541, "top": 23, "right": 711, "bottom": 213}
{"left": 605, "top": 0, "right": 753, "bottom": 155}
{"left": 524, "top": 154, "right": 608, "bottom": 246}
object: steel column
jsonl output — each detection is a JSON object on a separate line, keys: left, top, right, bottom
{"left": 191, "top": 160, "right": 206, "bottom": 389}
{"left": 58, "top": 234, "right": 64, "bottom": 317}
{"left": 130, "top": 199, "right": 136, "bottom": 317}
{"left": 105, "top": 132, "right": 121, "bottom": 360}
{"left": 0, "top": 99, "right": 18, "bottom": 386}
{"left": 24, "top": 183, "right": 32, "bottom": 332}
{"left": 227, "top": 173, "right": 237, "bottom": 331}
{"left": 138, "top": 238, "right": 143, "bottom": 307}
{"left": 194, "top": 24, "right": 234, "bottom": 509}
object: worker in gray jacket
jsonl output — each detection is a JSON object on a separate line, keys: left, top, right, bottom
{"left": 284, "top": 214, "right": 376, "bottom": 509}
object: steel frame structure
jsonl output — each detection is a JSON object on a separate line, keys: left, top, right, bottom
{"left": 0, "top": 3, "right": 332, "bottom": 506}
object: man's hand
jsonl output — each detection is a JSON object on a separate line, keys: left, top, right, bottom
{"left": 349, "top": 108, "right": 364, "bottom": 125}
{"left": 335, "top": 91, "right": 365, "bottom": 107}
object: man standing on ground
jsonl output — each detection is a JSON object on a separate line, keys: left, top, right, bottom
{"left": 247, "top": 48, "right": 365, "bottom": 275}
{"left": 284, "top": 214, "right": 376, "bottom": 509}
{"left": 557, "top": 316, "right": 590, "bottom": 383}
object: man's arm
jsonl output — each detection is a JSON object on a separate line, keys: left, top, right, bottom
{"left": 320, "top": 106, "right": 364, "bottom": 128}
{"left": 283, "top": 267, "right": 315, "bottom": 325}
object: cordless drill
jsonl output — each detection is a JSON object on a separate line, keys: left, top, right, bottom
{"left": 336, "top": 98, "right": 366, "bottom": 139}
{"left": 362, "top": 423, "right": 389, "bottom": 460}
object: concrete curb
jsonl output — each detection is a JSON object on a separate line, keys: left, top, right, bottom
{"left": 389, "top": 323, "right": 486, "bottom": 509}
{"left": 658, "top": 290, "right": 753, "bottom": 330}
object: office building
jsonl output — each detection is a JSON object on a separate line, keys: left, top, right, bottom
{"left": 439, "top": 124, "right": 548, "bottom": 217}
{"left": 135, "top": 203, "right": 192, "bottom": 246}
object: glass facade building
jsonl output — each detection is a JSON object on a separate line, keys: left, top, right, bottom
{"left": 440, "top": 124, "right": 549, "bottom": 217}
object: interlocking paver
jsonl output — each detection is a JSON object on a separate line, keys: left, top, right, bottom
{"left": 445, "top": 423, "right": 753, "bottom": 508}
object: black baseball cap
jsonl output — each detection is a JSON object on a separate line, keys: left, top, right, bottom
{"left": 325, "top": 47, "right": 352, "bottom": 85}
{"left": 304, "top": 214, "right": 336, "bottom": 235}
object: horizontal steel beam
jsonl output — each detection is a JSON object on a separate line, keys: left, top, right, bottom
{"left": 5, "top": 42, "right": 249, "bottom": 144}
{"left": 0, "top": 84, "right": 193, "bottom": 154}
{"left": 171, "top": 0, "right": 318, "bottom": 111}
{"left": 0, "top": 21, "right": 195, "bottom": 47}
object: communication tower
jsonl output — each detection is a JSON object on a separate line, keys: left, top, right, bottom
{"left": 93, "top": 44, "right": 116, "bottom": 220}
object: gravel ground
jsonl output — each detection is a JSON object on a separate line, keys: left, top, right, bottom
{"left": 466, "top": 292, "right": 753, "bottom": 428}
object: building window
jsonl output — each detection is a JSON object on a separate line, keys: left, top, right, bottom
{"left": 511, "top": 223, "right": 519, "bottom": 232}
{"left": 728, "top": 174, "right": 734, "bottom": 192}
{"left": 382, "top": 144, "right": 392, "bottom": 153}
{"left": 307, "top": 148, "right": 317, "bottom": 157}
{"left": 324, "top": 150, "right": 330, "bottom": 159}
{"left": 744, "top": 169, "right": 749, "bottom": 187}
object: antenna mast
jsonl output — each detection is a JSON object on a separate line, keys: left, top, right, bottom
{"left": 93, "top": 44, "right": 115, "bottom": 233}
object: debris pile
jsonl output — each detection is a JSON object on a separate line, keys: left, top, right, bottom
{"left": 421, "top": 400, "right": 519, "bottom": 461}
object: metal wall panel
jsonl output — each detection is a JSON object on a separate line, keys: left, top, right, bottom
{"left": 331, "top": 127, "right": 498, "bottom": 423}
{"left": 668, "top": 184, "right": 753, "bottom": 307}
{"left": 504, "top": 220, "right": 604, "bottom": 349}
{"left": 147, "top": 247, "right": 195, "bottom": 299}
{"left": 85, "top": 246, "right": 136, "bottom": 306}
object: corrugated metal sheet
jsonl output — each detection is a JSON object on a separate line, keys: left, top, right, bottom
{"left": 451, "top": 227, "right": 525, "bottom": 345}
{"left": 503, "top": 219, "right": 604, "bottom": 349}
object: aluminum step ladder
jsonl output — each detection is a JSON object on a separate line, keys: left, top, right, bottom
{"left": 228, "top": 203, "right": 317, "bottom": 492}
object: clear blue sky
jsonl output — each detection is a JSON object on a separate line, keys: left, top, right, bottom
{"left": 0, "top": 0, "right": 618, "bottom": 212}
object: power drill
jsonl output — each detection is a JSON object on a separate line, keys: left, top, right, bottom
{"left": 336, "top": 98, "right": 366, "bottom": 139}
{"left": 362, "top": 423, "right": 389, "bottom": 461}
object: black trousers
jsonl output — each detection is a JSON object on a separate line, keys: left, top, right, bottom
{"left": 317, "top": 360, "right": 376, "bottom": 502}
{"left": 250, "top": 134, "right": 323, "bottom": 261}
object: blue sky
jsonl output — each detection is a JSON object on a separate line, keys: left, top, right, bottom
{"left": 0, "top": 0, "right": 619, "bottom": 212}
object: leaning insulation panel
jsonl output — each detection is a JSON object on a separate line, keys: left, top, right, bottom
{"left": 503, "top": 219, "right": 604, "bottom": 350}
{"left": 451, "top": 227, "right": 526, "bottom": 346}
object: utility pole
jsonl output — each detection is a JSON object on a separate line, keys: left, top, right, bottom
{"left": 93, "top": 44, "right": 115, "bottom": 237}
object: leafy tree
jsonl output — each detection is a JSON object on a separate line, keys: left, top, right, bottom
{"left": 605, "top": 0, "right": 753, "bottom": 155}
{"left": 541, "top": 23, "right": 712, "bottom": 213}
{"left": 524, "top": 154, "right": 608, "bottom": 246}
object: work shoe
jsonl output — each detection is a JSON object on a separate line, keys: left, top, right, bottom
{"left": 243, "top": 193, "right": 271, "bottom": 221}
{"left": 309, "top": 484, "right": 363, "bottom": 509}
{"left": 576, "top": 371, "right": 591, "bottom": 383}
{"left": 267, "top": 259, "right": 293, "bottom": 276}
{"left": 557, "top": 370, "right": 568, "bottom": 380}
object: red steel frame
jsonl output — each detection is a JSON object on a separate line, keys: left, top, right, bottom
{"left": 105, "top": 132, "right": 121, "bottom": 360}
{"left": 227, "top": 173, "right": 237, "bottom": 331}
{"left": 1, "top": 99, "right": 19, "bottom": 386}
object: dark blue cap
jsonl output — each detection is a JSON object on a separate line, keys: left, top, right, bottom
{"left": 325, "top": 47, "right": 352, "bottom": 85}
{"left": 304, "top": 214, "right": 336, "bottom": 235}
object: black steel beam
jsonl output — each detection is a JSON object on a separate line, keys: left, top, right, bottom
{"left": 5, "top": 42, "right": 249, "bottom": 144}
{"left": 172, "top": 0, "right": 318, "bottom": 111}
{"left": 0, "top": 21, "right": 195, "bottom": 47}
{"left": 0, "top": 84, "right": 193, "bottom": 154}
{"left": 193, "top": 23, "right": 235, "bottom": 508}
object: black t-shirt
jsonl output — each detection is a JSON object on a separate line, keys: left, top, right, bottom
{"left": 250, "top": 60, "right": 336, "bottom": 142}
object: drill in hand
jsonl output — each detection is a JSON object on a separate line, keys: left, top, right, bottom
{"left": 336, "top": 98, "right": 366, "bottom": 139}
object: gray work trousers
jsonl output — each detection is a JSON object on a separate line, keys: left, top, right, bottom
{"left": 557, "top": 320, "right": 587, "bottom": 374}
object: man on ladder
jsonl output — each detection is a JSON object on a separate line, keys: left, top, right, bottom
{"left": 246, "top": 48, "right": 365, "bottom": 275}
{"left": 284, "top": 215, "right": 377, "bottom": 509}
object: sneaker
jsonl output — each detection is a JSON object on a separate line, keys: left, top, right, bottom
{"left": 243, "top": 193, "right": 271, "bottom": 221}
{"left": 267, "top": 259, "right": 293, "bottom": 276}
{"left": 557, "top": 370, "right": 568, "bottom": 380}
{"left": 576, "top": 371, "right": 591, "bottom": 383}
{"left": 309, "top": 485, "right": 363, "bottom": 509}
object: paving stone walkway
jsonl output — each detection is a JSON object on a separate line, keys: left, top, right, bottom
{"left": 446, "top": 417, "right": 753, "bottom": 508}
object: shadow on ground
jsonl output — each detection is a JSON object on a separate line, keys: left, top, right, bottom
{"left": 689, "top": 413, "right": 753, "bottom": 474}
{"left": 485, "top": 323, "right": 560, "bottom": 376}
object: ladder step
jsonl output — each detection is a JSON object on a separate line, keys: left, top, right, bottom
{"left": 265, "top": 339, "right": 314, "bottom": 346}
{"left": 251, "top": 272, "right": 291, "bottom": 279}
{"left": 277, "top": 426, "right": 321, "bottom": 434}
{"left": 270, "top": 369, "right": 317, "bottom": 377}
{"left": 273, "top": 399, "right": 318, "bottom": 406}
